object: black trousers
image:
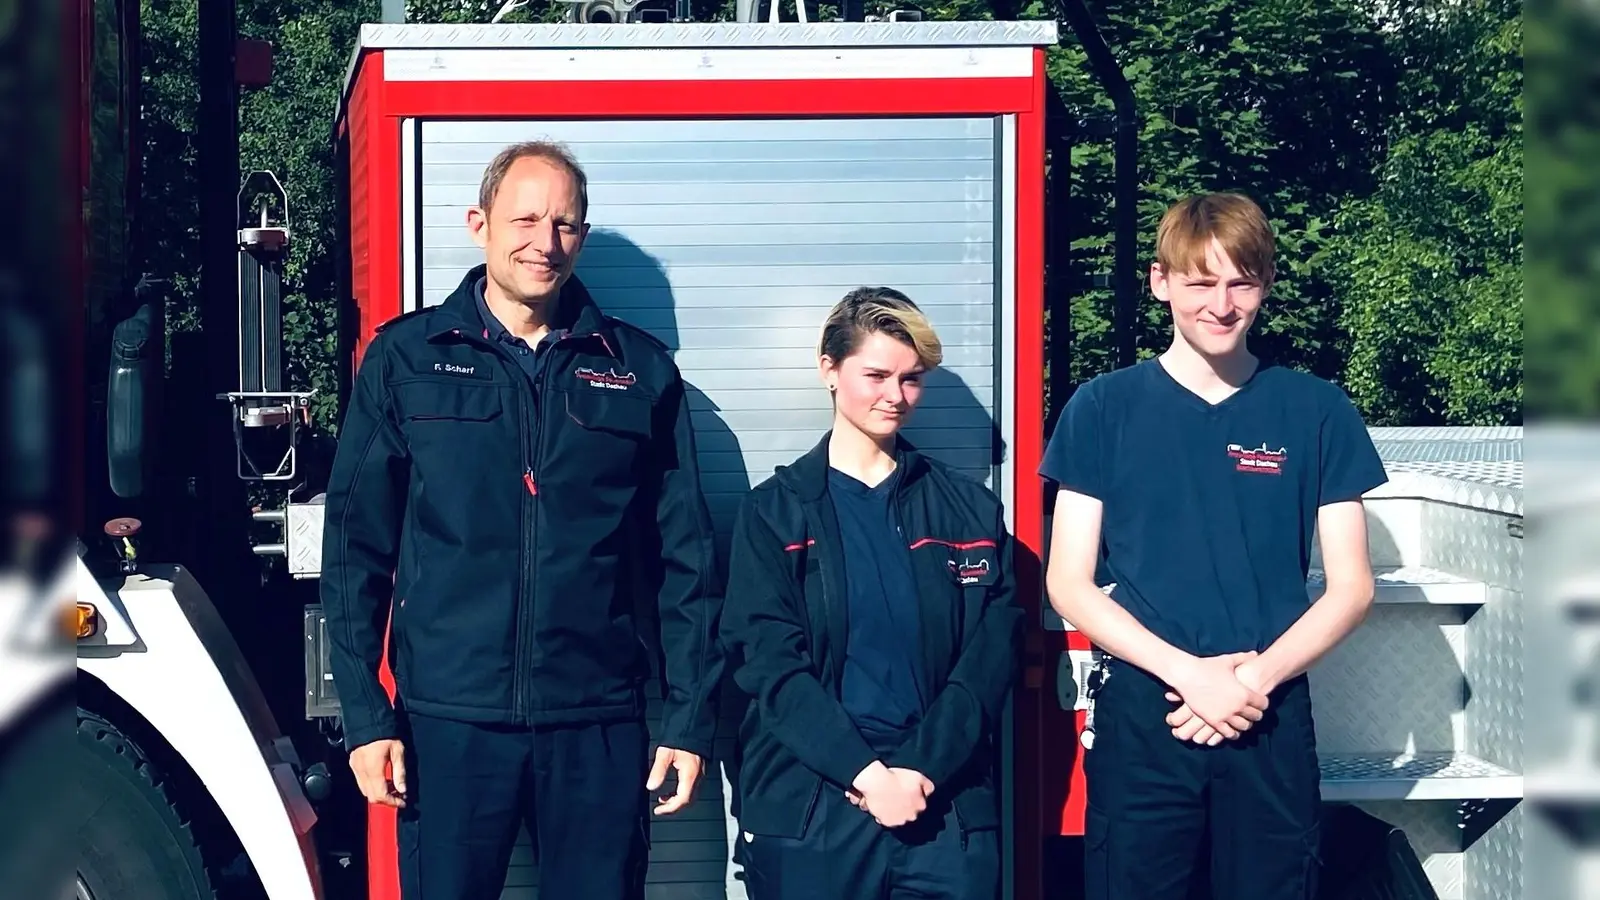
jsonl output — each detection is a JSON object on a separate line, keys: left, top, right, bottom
{"left": 743, "top": 785, "right": 999, "bottom": 900}
{"left": 395, "top": 711, "right": 650, "bottom": 900}
{"left": 1083, "top": 661, "right": 1322, "bottom": 900}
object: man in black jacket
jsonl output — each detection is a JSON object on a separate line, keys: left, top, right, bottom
{"left": 320, "top": 141, "right": 724, "bottom": 900}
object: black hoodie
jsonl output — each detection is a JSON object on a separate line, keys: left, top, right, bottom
{"left": 320, "top": 265, "right": 724, "bottom": 759}
{"left": 720, "top": 433, "right": 1024, "bottom": 838}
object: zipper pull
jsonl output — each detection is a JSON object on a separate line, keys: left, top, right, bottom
{"left": 523, "top": 469, "right": 538, "bottom": 496}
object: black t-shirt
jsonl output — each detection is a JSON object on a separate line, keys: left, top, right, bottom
{"left": 1039, "top": 358, "right": 1388, "bottom": 656}
{"left": 828, "top": 466, "right": 927, "bottom": 753}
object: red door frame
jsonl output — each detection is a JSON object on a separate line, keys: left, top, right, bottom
{"left": 338, "top": 45, "right": 1067, "bottom": 900}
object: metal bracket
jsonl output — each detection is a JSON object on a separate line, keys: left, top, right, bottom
{"left": 252, "top": 493, "right": 326, "bottom": 578}
{"left": 304, "top": 604, "right": 342, "bottom": 718}
{"left": 220, "top": 389, "right": 316, "bottom": 482}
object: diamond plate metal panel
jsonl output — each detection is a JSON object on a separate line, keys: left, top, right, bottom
{"left": 1464, "top": 802, "right": 1522, "bottom": 900}
{"left": 1422, "top": 503, "right": 1523, "bottom": 590}
{"left": 1350, "top": 800, "right": 1524, "bottom": 900}
{"left": 1322, "top": 752, "right": 1516, "bottom": 784}
{"left": 1523, "top": 800, "right": 1578, "bottom": 900}
{"left": 1408, "top": 469, "right": 1524, "bottom": 779}
{"left": 1353, "top": 801, "right": 1466, "bottom": 898}
{"left": 285, "top": 500, "right": 325, "bottom": 578}
{"left": 1366, "top": 425, "right": 1524, "bottom": 516}
{"left": 357, "top": 20, "right": 1061, "bottom": 49}
{"left": 344, "top": 20, "right": 1057, "bottom": 101}
{"left": 1370, "top": 426, "right": 1523, "bottom": 442}
{"left": 1369, "top": 471, "right": 1523, "bottom": 516}
{"left": 1353, "top": 800, "right": 1469, "bottom": 849}
{"left": 1310, "top": 605, "right": 1468, "bottom": 754}
{"left": 1426, "top": 853, "right": 1467, "bottom": 900}
{"left": 1308, "top": 565, "right": 1487, "bottom": 605}
{"left": 1467, "top": 585, "right": 1524, "bottom": 772}
{"left": 1371, "top": 431, "right": 1522, "bottom": 462}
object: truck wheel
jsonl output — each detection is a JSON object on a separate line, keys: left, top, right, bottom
{"left": 73, "top": 711, "right": 217, "bottom": 900}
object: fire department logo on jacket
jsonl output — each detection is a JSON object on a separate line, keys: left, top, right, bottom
{"left": 949, "top": 557, "right": 991, "bottom": 584}
{"left": 576, "top": 367, "right": 637, "bottom": 390}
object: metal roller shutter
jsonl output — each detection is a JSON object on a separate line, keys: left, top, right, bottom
{"left": 416, "top": 115, "right": 1003, "bottom": 900}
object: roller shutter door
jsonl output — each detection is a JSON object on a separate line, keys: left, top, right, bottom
{"left": 416, "top": 115, "right": 1002, "bottom": 900}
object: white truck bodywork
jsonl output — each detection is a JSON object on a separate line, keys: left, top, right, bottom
{"left": 76, "top": 558, "right": 325, "bottom": 900}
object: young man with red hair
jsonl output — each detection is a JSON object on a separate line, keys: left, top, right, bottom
{"left": 1041, "top": 193, "right": 1387, "bottom": 898}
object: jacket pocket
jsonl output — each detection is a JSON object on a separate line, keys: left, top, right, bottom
{"left": 393, "top": 380, "right": 509, "bottom": 474}
{"left": 563, "top": 387, "right": 652, "bottom": 438}
{"left": 394, "top": 382, "right": 519, "bottom": 548}
{"left": 951, "top": 781, "right": 1000, "bottom": 833}
{"left": 390, "top": 568, "right": 518, "bottom": 713}
{"left": 556, "top": 388, "right": 655, "bottom": 490}
{"left": 394, "top": 379, "right": 505, "bottom": 423}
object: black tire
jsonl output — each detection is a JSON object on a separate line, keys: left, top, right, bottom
{"left": 72, "top": 710, "right": 217, "bottom": 900}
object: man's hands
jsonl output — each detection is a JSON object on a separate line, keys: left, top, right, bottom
{"left": 350, "top": 739, "right": 407, "bottom": 807}
{"left": 847, "top": 762, "right": 933, "bottom": 828}
{"left": 1162, "top": 652, "right": 1270, "bottom": 746}
{"left": 647, "top": 746, "right": 703, "bottom": 816}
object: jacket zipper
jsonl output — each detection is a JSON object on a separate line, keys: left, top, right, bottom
{"left": 515, "top": 368, "right": 532, "bottom": 723}
{"left": 504, "top": 342, "right": 535, "bottom": 726}
{"left": 801, "top": 503, "right": 846, "bottom": 689}
{"left": 448, "top": 327, "right": 536, "bottom": 723}
{"left": 893, "top": 472, "right": 973, "bottom": 841}
{"left": 449, "top": 317, "right": 607, "bottom": 724}
{"left": 518, "top": 343, "right": 560, "bottom": 722}
{"left": 517, "top": 328, "right": 603, "bottom": 722}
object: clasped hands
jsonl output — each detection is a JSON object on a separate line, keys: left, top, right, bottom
{"left": 1162, "top": 651, "right": 1275, "bottom": 747}
{"left": 845, "top": 760, "right": 934, "bottom": 828}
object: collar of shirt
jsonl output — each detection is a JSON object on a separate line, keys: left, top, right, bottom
{"left": 475, "top": 275, "right": 566, "bottom": 351}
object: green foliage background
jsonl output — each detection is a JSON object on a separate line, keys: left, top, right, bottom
{"left": 135, "top": 0, "right": 1523, "bottom": 432}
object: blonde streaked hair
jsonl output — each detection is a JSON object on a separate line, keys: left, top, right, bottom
{"left": 1155, "top": 192, "right": 1276, "bottom": 291}
{"left": 819, "top": 287, "right": 943, "bottom": 370}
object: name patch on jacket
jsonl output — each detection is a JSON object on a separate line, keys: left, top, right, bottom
{"left": 422, "top": 360, "right": 492, "bottom": 379}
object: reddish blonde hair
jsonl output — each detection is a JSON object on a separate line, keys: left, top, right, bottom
{"left": 1155, "top": 193, "right": 1276, "bottom": 290}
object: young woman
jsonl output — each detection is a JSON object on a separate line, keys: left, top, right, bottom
{"left": 720, "top": 287, "right": 1024, "bottom": 900}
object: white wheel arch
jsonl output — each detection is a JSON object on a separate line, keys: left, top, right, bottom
{"left": 76, "top": 556, "right": 325, "bottom": 900}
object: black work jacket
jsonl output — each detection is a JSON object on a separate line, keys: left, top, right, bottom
{"left": 720, "top": 433, "right": 1024, "bottom": 838}
{"left": 320, "top": 266, "right": 724, "bottom": 757}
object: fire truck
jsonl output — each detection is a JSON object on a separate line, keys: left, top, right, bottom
{"left": 62, "top": 1, "right": 1529, "bottom": 899}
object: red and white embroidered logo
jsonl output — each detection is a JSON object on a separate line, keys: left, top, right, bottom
{"left": 949, "top": 557, "right": 990, "bottom": 584}
{"left": 576, "top": 367, "right": 637, "bottom": 391}
{"left": 1228, "top": 442, "right": 1287, "bottom": 475}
